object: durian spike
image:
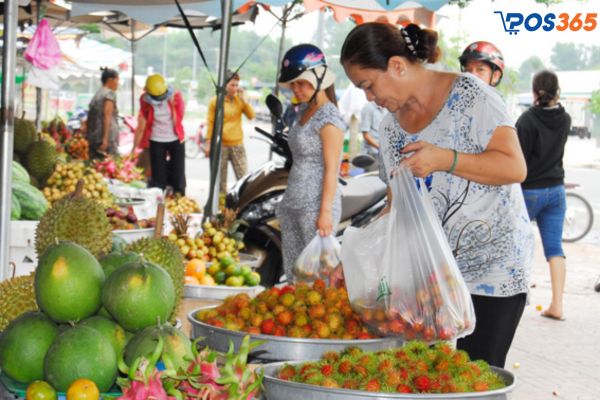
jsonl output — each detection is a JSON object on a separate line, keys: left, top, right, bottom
{"left": 154, "top": 203, "right": 165, "bottom": 239}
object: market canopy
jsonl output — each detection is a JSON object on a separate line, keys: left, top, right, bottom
{"left": 302, "top": 0, "right": 446, "bottom": 26}
{"left": 69, "top": 0, "right": 288, "bottom": 25}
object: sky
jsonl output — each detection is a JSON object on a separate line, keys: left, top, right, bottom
{"left": 243, "top": 0, "right": 600, "bottom": 71}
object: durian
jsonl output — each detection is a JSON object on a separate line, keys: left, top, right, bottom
{"left": 35, "top": 196, "right": 112, "bottom": 258}
{"left": 13, "top": 118, "right": 36, "bottom": 155}
{"left": 0, "top": 273, "right": 37, "bottom": 331}
{"left": 127, "top": 237, "right": 185, "bottom": 322}
{"left": 25, "top": 140, "right": 57, "bottom": 180}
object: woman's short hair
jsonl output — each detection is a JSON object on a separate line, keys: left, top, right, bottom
{"left": 532, "top": 70, "right": 560, "bottom": 107}
{"left": 341, "top": 23, "right": 440, "bottom": 70}
{"left": 100, "top": 67, "right": 119, "bottom": 84}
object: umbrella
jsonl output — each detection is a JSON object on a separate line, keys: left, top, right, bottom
{"left": 302, "top": 0, "right": 446, "bottom": 27}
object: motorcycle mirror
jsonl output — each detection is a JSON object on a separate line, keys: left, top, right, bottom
{"left": 266, "top": 94, "right": 284, "bottom": 119}
{"left": 352, "top": 154, "right": 375, "bottom": 169}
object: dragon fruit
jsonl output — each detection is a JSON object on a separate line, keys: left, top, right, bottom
{"left": 94, "top": 152, "right": 143, "bottom": 183}
{"left": 171, "top": 336, "right": 263, "bottom": 400}
{"left": 117, "top": 336, "right": 176, "bottom": 400}
{"left": 118, "top": 334, "right": 263, "bottom": 400}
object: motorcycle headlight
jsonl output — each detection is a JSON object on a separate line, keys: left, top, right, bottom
{"left": 240, "top": 194, "right": 283, "bottom": 223}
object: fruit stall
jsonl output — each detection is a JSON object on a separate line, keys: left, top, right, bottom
{"left": 1, "top": 117, "right": 516, "bottom": 399}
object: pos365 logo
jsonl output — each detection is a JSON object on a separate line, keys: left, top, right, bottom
{"left": 495, "top": 11, "right": 598, "bottom": 34}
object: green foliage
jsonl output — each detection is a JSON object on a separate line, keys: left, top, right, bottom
{"left": 551, "top": 43, "right": 587, "bottom": 71}
{"left": 497, "top": 68, "right": 520, "bottom": 98}
{"left": 589, "top": 90, "right": 600, "bottom": 116}
{"left": 550, "top": 42, "right": 600, "bottom": 70}
{"left": 517, "top": 56, "right": 546, "bottom": 91}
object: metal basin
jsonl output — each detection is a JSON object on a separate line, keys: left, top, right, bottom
{"left": 261, "top": 361, "right": 516, "bottom": 400}
{"left": 188, "top": 306, "right": 403, "bottom": 362}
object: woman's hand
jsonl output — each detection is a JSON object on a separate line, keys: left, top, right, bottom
{"left": 100, "top": 137, "right": 109, "bottom": 153}
{"left": 317, "top": 210, "right": 333, "bottom": 237}
{"left": 400, "top": 141, "right": 453, "bottom": 177}
{"left": 329, "top": 265, "right": 345, "bottom": 289}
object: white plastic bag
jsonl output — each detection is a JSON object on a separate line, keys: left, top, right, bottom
{"left": 293, "top": 234, "right": 341, "bottom": 284}
{"left": 342, "top": 165, "right": 475, "bottom": 341}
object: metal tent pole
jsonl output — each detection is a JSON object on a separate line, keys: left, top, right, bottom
{"left": 268, "top": 4, "right": 289, "bottom": 161}
{"left": 0, "top": 0, "right": 20, "bottom": 281}
{"left": 204, "top": 0, "right": 233, "bottom": 217}
{"left": 131, "top": 20, "right": 137, "bottom": 115}
{"left": 35, "top": 0, "right": 42, "bottom": 129}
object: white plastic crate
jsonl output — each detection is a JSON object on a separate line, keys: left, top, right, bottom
{"left": 9, "top": 220, "right": 39, "bottom": 277}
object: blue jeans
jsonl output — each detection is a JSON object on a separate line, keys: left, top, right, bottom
{"left": 523, "top": 185, "right": 566, "bottom": 260}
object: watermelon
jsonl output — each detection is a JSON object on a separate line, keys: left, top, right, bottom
{"left": 12, "top": 160, "right": 30, "bottom": 184}
{"left": 12, "top": 181, "right": 48, "bottom": 220}
{"left": 11, "top": 192, "right": 21, "bottom": 220}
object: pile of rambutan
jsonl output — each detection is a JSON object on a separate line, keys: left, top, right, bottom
{"left": 277, "top": 341, "right": 506, "bottom": 394}
{"left": 196, "top": 280, "right": 376, "bottom": 340}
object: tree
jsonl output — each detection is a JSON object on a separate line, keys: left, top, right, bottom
{"left": 550, "top": 42, "right": 587, "bottom": 71}
{"left": 518, "top": 56, "right": 545, "bottom": 91}
{"left": 589, "top": 90, "right": 600, "bottom": 116}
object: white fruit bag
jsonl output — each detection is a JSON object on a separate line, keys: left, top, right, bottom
{"left": 342, "top": 165, "right": 475, "bottom": 341}
{"left": 293, "top": 234, "right": 341, "bottom": 284}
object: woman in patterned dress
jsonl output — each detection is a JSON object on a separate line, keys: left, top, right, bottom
{"left": 275, "top": 44, "right": 346, "bottom": 282}
{"left": 340, "top": 23, "right": 534, "bottom": 368}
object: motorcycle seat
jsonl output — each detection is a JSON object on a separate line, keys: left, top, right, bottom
{"left": 340, "top": 175, "right": 387, "bottom": 221}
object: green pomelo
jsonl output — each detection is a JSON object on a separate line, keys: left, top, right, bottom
{"left": 99, "top": 251, "right": 142, "bottom": 278}
{"left": 127, "top": 237, "right": 184, "bottom": 323}
{"left": 44, "top": 326, "right": 117, "bottom": 392}
{"left": 0, "top": 312, "right": 59, "bottom": 383}
{"left": 79, "top": 316, "right": 128, "bottom": 357}
{"left": 124, "top": 324, "right": 192, "bottom": 372}
{"left": 35, "top": 241, "right": 105, "bottom": 323}
{"left": 102, "top": 261, "right": 175, "bottom": 332}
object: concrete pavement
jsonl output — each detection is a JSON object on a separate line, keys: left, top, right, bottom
{"left": 506, "top": 238, "right": 600, "bottom": 400}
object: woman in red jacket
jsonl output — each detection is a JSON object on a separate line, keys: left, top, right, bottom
{"left": 133, "top": 73, "right": 187, "bottom": 195}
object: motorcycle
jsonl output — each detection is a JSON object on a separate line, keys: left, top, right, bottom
{"left": 226, "top": 95, "right": 388, "bottom": 286}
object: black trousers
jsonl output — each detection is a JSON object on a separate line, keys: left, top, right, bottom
{"left": 457, "top": 293, "right": 527, "bottom": 368}
{"left": 149, "top": 140, "right": 186, "bottom": 195}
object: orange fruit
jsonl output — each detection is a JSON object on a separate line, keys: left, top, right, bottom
{"left": 66, "top": 378, "right": 99, "bottom": 400}
{"left": 199, "top": 274, "right": 216, "bottom": 286}
{"left": 185, "top": 275, "right": 201, "bottom": 285}
{"left": 185, "top": 259, "right": 206, "bottom": 279}
{"left": 26, "top": 380, "right": 57, "bottom": 400}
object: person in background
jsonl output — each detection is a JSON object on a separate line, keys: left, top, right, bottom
{"left": 276, "top": 44, "right": 345, "bottom": 283}
{"left": 133, "top": 73, "right": 186, "bottom": 195}
{"left": 283, "top": 95, "right": 301, "bottom": 127}
{"left": 340, "top": 22, "right": 534, "bottom": 368}
{"left": 205, "top": 70, "right": 255, "bottom": 194}
{"left": 459, "top": 41, "right": 504, "bottom": 88}
{"left": 517, "top": 70, "right": 571, "bottom": 321}
{"left": 87, "top": 67, "right": 119, "bottom": 159}
{"left": 359, "top": 101, "right": 386, "bottom": 171}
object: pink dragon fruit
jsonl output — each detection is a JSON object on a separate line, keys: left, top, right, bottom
{"left": 117, "top": 336, "right": 176, "bottom": 400}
